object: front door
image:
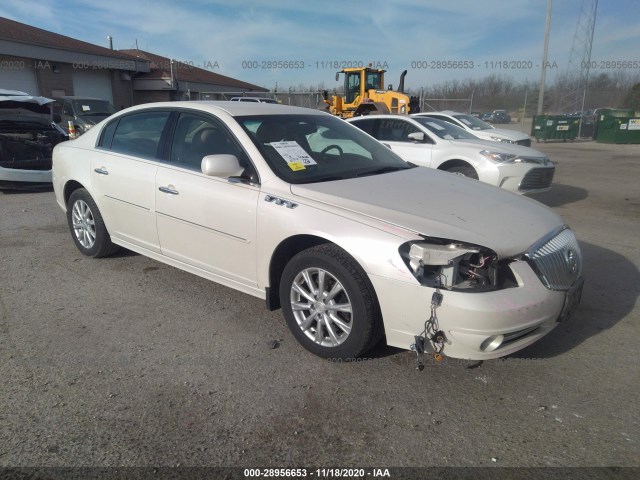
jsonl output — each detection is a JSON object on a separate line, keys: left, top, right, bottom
{"left": 155, "top": 112, "right": 260, "bottom": 287}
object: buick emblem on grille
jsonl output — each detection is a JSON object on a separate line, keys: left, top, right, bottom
{"left": 565, "top": 247, "right": 578, "bottom": 273}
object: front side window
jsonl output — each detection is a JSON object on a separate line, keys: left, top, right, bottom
{"left": 377, "top": 119, "right": 421, "bottom": 142}
{"left": 109, "top": 111, "right": 171, "bottom": 158}
{"left": 170, "top": 112, "right": 254, "bottom": 177}
{"left": 236, "top": 114, "right": 412, "bottom": 184}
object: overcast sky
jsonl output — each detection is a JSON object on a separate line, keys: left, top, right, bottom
{"left": 2, "top": 0, "right": 638, "bottom": 90}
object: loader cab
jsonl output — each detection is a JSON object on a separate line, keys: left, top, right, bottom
{"left": 343, "top": 68, "right": 385, "bottom": 104}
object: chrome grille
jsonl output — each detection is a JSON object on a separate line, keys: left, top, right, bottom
{"left": 519, "top": 166, "right": 555, "bottom": 191}
{"left": 526, "top": 228, "right": 583, "bottom": 291}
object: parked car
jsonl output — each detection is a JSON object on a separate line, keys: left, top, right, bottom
{"left": 230, "top": 97, "right": 279, "bottom": 104}
{"left": 489, "top": 109, "right": 511, "bottom": 124}
{"left": 347, "top": 115, "right": 554, "bottom": 193}
{"left": 0, "top": 89, "right": 68, "bottom": 189}
{"left": 52, "top": 102, "right": 583, "bottom": 361}
{"left": 53, "top": 96, "right": 117, "bottom": 136}
{"left": 481, "top": 112, "right": 493, "bottom": 121}
{"left": 414, "top": 110, "right": 531, "bottom": 146}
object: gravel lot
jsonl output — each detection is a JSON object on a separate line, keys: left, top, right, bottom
{"left": 0, "top": 135, "right": 638, "bottom": 474}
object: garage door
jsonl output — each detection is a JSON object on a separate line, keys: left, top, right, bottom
{"left": 0, "top": 66, "right": 39, "bottom": 94}
{"left": 72, "top": 70, "right": 113, "bottom": 102}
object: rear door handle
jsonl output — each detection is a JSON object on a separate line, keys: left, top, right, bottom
{"left": 159, "top": 186, "right": 179, "bottom": 195}
{"left": 94, "top": 167, "right": 109, "bottom": 175}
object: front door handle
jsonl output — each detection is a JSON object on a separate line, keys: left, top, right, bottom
{"left": 159, "top": 186, "right": 179, "bottom": 195}
{"left": 94, "top": 167, "right": 109, "bottom": 175}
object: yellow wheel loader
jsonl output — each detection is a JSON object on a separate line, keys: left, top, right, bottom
{"left": 322, "top": 67, "right": 420, "bottom": 118}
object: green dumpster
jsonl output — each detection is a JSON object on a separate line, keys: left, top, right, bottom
{"left": 532, "top": 115, "right": 581, "bottom": 142}
{"left": 595, "top": 109, "right": 640, "bottom": 144}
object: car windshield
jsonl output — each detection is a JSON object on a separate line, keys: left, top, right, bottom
{"left": 412, "top": 117, "right": 478, "bottom": 140}
{"left": 72, "top": 99, "right": 116, "bottom": 116}
{"left": 236, "top": 114, "right": 413, "bottom": 184}
{"left": 452, "top": 114, "right": 493, "bottom": 131}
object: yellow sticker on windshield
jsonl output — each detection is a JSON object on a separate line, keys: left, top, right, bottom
{"left": 288, "top": 161, "right": 306, "bottom": 171}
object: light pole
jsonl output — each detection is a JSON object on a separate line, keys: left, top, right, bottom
{"left": 537, "top": 0, "right": 553, "bottom": 115}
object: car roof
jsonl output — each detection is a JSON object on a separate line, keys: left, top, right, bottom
{"left": 116, "top": 101, "right": 325, "bottom": 117}
{"left": 61, "top": 96, "right": 110, "bottom": 101}
{"left": 347, "top": 114, "right": 421, "bottom": 122}
{"left": 415, "top": 110, "right": 463, "bottom": 117}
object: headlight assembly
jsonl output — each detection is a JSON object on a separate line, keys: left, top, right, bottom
{"left": 399, "top": 239, "right": 517, "bottom": 291}
{"left": 480, "top": 150, "right": 518, "bottom": 163}
{"left": 490, "top": 136, "right": 514, "bottom": 143}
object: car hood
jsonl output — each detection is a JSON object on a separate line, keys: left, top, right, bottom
{"left": 290, "top": 168, "right": 562, "bottom": 257}
{"left": 0, "top": 90, "right": 55, "bottom": 116}
{"left": 449, "top": 138, "right": 547, "bottom": 158}
{"left": 477, "top": 128, "right": 530, "bottom": 142}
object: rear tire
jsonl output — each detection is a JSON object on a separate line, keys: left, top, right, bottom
{"left": 445, "top": 164, "right": 479, "bottom": 180}
{"left": 67, "top": 188, "right": 119, "bottom": 258}
{"left": 279, "top": 244, "right": 383, "bottom": 360}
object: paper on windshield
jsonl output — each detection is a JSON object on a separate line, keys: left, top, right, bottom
{"left": 82, "top": 105, "right": 91, "bottom": 111}
{"left": 270, "top": 141, "right": 317, "bottom": 171}
{"left": 427, "top": 122, "right": 445, "bottom": 130}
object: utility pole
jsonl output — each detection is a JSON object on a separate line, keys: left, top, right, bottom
{"left": 537, "top": 0, "right": 553, "bottom": 115}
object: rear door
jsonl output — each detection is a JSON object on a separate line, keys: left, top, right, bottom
{"left": 90, "top": 109, "right": 172, "bottom": 253}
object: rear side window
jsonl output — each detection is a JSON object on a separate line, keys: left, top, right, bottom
{"left": 108, "top": 111, "right": 171, "bottom": 158}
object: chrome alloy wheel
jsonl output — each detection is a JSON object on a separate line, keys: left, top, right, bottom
{"left": 71, "top": 199, "right": 96, "bottom": 249}
{"left": 289, "top": 268, "right": 353, "bottom": 347}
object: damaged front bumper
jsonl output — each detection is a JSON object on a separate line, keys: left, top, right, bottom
{"left": 370, "top": 260, "right": 582, "bottom": 360}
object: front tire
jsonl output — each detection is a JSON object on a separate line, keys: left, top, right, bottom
{"left": 279, "top": 244, "right": 383, "bottom": 360}
{"left": 67, "top": 188, "right": 118, "bottom": 258}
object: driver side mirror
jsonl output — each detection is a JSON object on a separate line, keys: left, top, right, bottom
{"left": 407, "top": 131, "right": 425, "bottom": 142}
{"left": 201, "top": 154, "right": 244, "bottom": 178}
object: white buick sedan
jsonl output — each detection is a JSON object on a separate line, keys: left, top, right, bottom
{"left": 347, "top": 115, "right": 554, "bottom": 193}
{"left": 52, "top": 102, "right": 583, "bottom": 362}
